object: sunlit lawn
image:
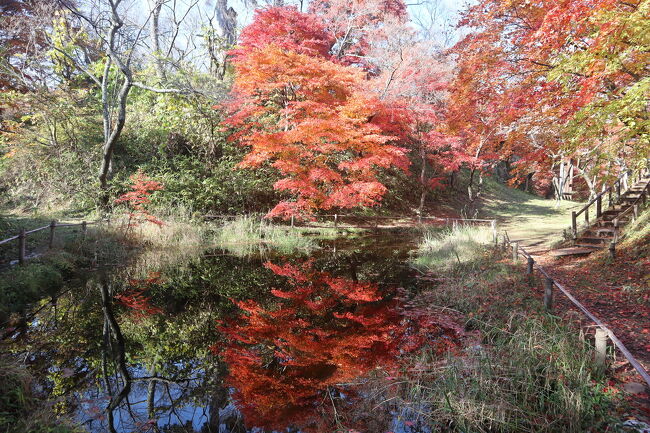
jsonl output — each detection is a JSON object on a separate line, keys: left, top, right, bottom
{"left": 480, "top": 179, "right": 584, "bottom": 249}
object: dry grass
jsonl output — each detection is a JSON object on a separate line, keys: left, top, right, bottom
{"left": 412, "top": 224, "right": 493, "bottom": 270}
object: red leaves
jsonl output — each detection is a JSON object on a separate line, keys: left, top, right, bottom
{"left": 215, "top": 259, "right": 462, "bottom": 431}
{"left": 114, "top": 171, "right": 164, "bottom": 227}
{"left": 235, "top": 7, "right": 334, "bottom": 59}
{"left": 224, "top": 7, "right": 411, "bottom": 219}
{"left": 114, "top": 273, "right": 163, "bottom": 320}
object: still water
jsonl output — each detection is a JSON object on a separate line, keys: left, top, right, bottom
{"left": 6, "top": 232, "right": 458, "bottom": 433}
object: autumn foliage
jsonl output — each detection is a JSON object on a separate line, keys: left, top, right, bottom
{"left": 114, "top": 171, "right": 164, "bottom": 227}
{"left": 225, "top": 6, "right": 413, "bottom": 219}
{"left": 449, "top": 0, "right": 650, "bottom": 194}
{"left": 214, "top": 260, "right": 460, "bottom": 431}
{"left": 114, "top": 272, "right": 163, "bottom": 320}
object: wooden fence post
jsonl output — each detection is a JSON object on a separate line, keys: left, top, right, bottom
{"left": 48, "top": 220, "right": 57, "bottom": 249}
{"left": 527, "top": 257, "right": 534, "bottom": 275}
{"left": 544, "top": 277, "right": 554, "bottom": 311}
{"left": 608, "top": 241, "right": 616, "bottom": 259}
{"left": 585, "top": 207, "right": 589, "bottom": 225}
{"left": 571, "top": 211, "right": 577, "bottom": 239}
{"left": 596, "top": 195, "right": 602, "bottom": 219}
{"left": 633, "top": 204, "right": 639, "bottom": 221}
{"left": 334, "top": 214, "right": 338, "bottom": 228}
{"left": 491, "top": 220, "right": 497, "bottom": 244}
{"left": 291, "top": 215, "right": 294, "bottom": 228}
{"left": 595, "top": 328, "right": 608, "bottom": 367}
{"left": 18, "top": 228, "right": 26, "bottom": 265}
{"left": 512, "top": 242, "right": 519, "bottom": 262}
{"left": 608, "top": 188, "right": 612, "bottom": 207}
{"left": 81, "top": 221, "right": 87, "bottom": 240}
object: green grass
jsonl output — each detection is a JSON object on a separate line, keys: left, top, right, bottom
{"left": 411, "top": 225, "right": 493, "bottom": 271}
{"left": 479, "top": 176, "right": 583, "bottom": 249}
{"left": 619, "top": 205, "right": 650, "bottom": 251}
{"left": 217, "top": 215, "right": 318, "bottom": 256}
{"left": 399, "top": 316, "right": 616, "bottom": 433}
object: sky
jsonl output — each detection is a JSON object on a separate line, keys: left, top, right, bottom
{"left": 132, "top": 0, "right": 475, "bottom": 51}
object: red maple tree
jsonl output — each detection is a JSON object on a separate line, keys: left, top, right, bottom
{"left": 224, "top": 6, "right": 410, "bottom": 219}
{"left": 114, "top": 171, "right": 164, "bottom": 228}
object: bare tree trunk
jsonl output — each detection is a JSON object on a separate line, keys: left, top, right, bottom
{"left": 100, "top": 278, "right": 132, "bottom": 432}
{"left": 148, "top": 0, "right": 166, "bottom": 81}
{"left": 418, "top": 146, "right": 427, "bottom": 216}
{"left": 146, "top": 365, "right": 157, "bottom": 419}
{"left": 98, "top": 78, "right": 132, "bottom": 208}
{"left": 467, "top": 138, "right": 486, "bottom": 201}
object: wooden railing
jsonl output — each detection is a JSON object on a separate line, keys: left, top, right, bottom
{"left": 499, "top": 235, "right": 650, "bottom": 389}
{"left": 612, "top": 174, "right": 650, "bottom": 242}
{"left": 571, "top": 166, "right": 649, "bottom": 238}
{"left": 0, "top": 220, "right": 101, "bottom": 265}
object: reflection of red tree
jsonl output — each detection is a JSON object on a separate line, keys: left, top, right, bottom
{"left": 214, "top": 260, "right": 459, "bottom": 432}
{"left": 114, "top": 273, "right": 163, "bottom": 321}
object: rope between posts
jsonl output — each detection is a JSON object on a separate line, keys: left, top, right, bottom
{"left": 510, "top": 239, "right": 650, "bottom": 388}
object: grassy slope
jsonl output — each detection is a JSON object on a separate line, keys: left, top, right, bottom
{"left": 478, "top": 176, "right": 583, "bottom": 249}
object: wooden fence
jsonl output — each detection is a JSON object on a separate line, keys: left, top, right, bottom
{"left": 0, "top": 220, "right": 100, "bottom": 265}
{"left": 499, "top": 234, "right": 650, "bottom": 389}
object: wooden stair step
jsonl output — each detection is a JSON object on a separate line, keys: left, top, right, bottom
{"left": 586, "top": 227, "right": 617, "bottom": 234}
{"left": 550, "top": 247, "right": 599, "bottom": 257}
{"left": 595, "top": 221, "right": 628, "bottom": 228}
{"left": 574, "top": 243, "right": 605, "bottom": 249}
{"left": 577, "top": 237, "right": 612, "bottom": 244}
{"left": 602, "top": 214, "right": 630, "bottom": 221}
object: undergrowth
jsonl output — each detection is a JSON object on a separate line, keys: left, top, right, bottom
{"left": 398, "top": 228, "right": 620, "bottom": 432}
{"left": 411, "top": 224, "right": 493, "bottom": 270}
{"left": 0, "top": 357, "right": 81, "bottom": 433}
{"left": 217, "top": 214, "right": 318, "bottom": 256}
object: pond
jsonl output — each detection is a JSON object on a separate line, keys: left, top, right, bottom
{"left": 4, "top": 231, "right": 460, "bottom": 433}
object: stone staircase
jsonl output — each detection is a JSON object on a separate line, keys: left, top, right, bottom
{"left": 552, "top": 171, "right": 650, "bottom": 257}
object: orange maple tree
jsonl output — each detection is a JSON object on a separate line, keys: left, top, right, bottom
{"left": 224, "top": 7, "right": 410, "bottom": 219}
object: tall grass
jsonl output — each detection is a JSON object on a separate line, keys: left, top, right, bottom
{"left": 217, "top": 215, "right": 317, "bottom": 256}
{"left": 412, "top": 224, "right": 492, "bottom": 270}
{"left": 398, "top": 226, "right": 617, "bottom": 432}
{"left": 0, "top": 357, "right": 80, "bottom": 433}
{"left": 113, "top": 206, "right": 215, "bottom": 248}
{"left": 395, "top": 315, "right": 613, "bottom": 433}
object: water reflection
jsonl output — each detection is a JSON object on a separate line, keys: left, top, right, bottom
{"left": 4, "top": 234, "right": 459, "bottom": 432}
{"left": 217, "top": 259, "right": 403, "bottom": 432}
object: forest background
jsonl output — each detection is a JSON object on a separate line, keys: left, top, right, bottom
{"left": 0, "top": 0, "right": 648, "bottom": 220}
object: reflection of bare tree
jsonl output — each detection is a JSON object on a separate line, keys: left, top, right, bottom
{"left": 99, "top": 277, "right": 133, "bottom": 433}
{"left": 98, "top": 274, "right": 235, "bottom": 433}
